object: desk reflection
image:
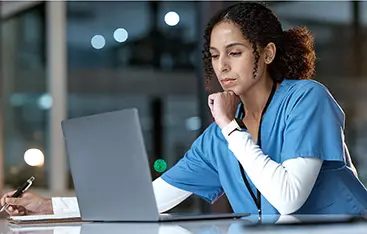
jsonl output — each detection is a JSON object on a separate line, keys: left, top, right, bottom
{"left": 6, "top": 219, "right": 249, "bottom": 234}
{"left": 6, "top": 222, "right": 235, "bottom": 234}
{"left": 5, "top": 215, "right": 367, "bottom": 234}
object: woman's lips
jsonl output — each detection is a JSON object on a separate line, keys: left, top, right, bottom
{"left": 221, "top": 78, "right": 236, "bottom": 85}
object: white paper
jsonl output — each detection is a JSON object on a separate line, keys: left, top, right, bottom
{"left": 8, "top": 212, "right": 81, "bottom": 222}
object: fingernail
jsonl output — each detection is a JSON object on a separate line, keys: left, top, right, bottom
{"left": 8, "top": 207, "right": 13, "bottom": 212}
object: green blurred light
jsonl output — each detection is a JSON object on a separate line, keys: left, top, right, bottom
{"left": 154, "top": 159, "right": 167, "bottom": 173}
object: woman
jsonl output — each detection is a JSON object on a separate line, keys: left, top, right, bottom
{"left": 2, "top": 2, "right": 367, "bottom": 216}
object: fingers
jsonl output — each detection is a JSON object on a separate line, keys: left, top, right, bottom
{"left": 1, "top": 190, "right": 16, "bottom": 206}
{"left": 5, "top": 197, "right": 26, "bottom": 207}
{"left": 208, "top": 93, "right": 219, "bottom": 109}
{"left": 1, "top": 192, "right": 36, "bottom": 216}
{"left": 225, "top": 90, "right": 235, "bottom": 95}
{"left": 5, "top": 205, "right": 26, "bottom": 216}
{"left": 208, "top": 92, "right": 238, "bottom": 108}
{"left": 18, "top": 206, "right": 27, "bottom": 216}
{"left": 1, "top": 196, "right": 5, "bottom": 207}
{"left": 6, "top": 205, "right": 24, "bottom": 216}
{"left": 208, "top": 93, "right": 214, "bottom": 106}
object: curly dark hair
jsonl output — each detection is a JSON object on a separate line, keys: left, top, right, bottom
{"left": 202, "top": 2, "right": 316, "bottom": 91}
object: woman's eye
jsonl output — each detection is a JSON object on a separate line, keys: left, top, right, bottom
{"left": 230, "top": 52, "right": 242, "bottom": 56}
{"left": 210, "top": 54, "right": 219, "bottom": 59}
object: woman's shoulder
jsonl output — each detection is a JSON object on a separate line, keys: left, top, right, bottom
{"left": 280, "top": 79, "right": 344, "bottom": 121}
{"left": 280, "top": 79, "right": 338, "bottom": 108}
{"left": 282, "top": 79, "right": 331, "bottom": 97}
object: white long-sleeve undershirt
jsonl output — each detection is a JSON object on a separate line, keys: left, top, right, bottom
{"left": 52, "top": 126, "right": 323, "bottom": 215}
{"left": 51, "top": 178, "right": 192, "bottom": 215}
{"left": 53, "top": 157, "right": 320, "bottom": 216}
{"left": 221, "top": 124, "right": 322, "bottom": 214}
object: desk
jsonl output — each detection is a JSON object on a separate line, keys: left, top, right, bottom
{"left": 1, "top": 215, "right": 366, "bottom": 234}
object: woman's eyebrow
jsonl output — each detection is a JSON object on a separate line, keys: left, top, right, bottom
{"left": 225, "top": 42, "right": 248, "bottom": 49}
{"left": 209, "top": 42, "right": 248, "bottom": 51}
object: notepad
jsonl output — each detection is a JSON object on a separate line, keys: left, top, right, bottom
{"left": 7, "top": 213, "right": 82, "bottom": 224}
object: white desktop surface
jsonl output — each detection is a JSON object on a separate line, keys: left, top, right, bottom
{"left": 1, "top": 215, "right": 366, "bottom": 234}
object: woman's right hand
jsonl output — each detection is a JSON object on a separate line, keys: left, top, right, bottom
{"left": 0, "top": 191, "right": 53, "bottom": 216}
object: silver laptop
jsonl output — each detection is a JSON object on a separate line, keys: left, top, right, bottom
{"left": 61, "top": 108, "right": 250, "bottom": 222}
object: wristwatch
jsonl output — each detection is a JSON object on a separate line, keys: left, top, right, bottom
{"left": 223, "top": 118, "right": 247, "bottom": 136}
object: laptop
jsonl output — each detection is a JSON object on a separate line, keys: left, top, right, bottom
{"left": 61, "top": 108, "right": 250, "bottom": 222}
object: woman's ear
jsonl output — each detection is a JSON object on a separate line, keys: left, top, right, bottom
{"left": 264, "top": 42, "right": 276, "bottom": 64}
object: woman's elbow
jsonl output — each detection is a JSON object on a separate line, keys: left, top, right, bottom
{"left": 275, "top": 200, "right": 305, "bottom": 215}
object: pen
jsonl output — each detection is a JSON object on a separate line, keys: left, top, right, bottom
{"left": 0, "top": 176, "right": 35, "bottom": 212}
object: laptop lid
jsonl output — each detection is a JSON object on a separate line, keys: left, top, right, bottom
{"left": 62, "top": 108, "right": 161, "bottom": 221}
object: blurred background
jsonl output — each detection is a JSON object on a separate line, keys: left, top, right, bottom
{"left": 0, "top": 0, "right": 366, "bottom": 214}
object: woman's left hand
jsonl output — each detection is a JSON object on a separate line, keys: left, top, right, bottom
{"left": 208, "top": 91, "right": 240, "bottom": 129}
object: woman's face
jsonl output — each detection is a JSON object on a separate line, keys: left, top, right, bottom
{"left": 209, "top": 21, "right": 268, "bottom": 95}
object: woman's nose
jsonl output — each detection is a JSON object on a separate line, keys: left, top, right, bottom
{"left": 218, "top": 57, "right": 230, "bottom": 72}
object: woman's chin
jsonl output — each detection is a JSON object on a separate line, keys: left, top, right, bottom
{"left": 223, "top": 87, "right": 240, "bottom": 96}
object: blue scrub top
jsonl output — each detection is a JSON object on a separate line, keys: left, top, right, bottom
{"left": 161, "top": 79, "right": 367, "bottom": 215}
